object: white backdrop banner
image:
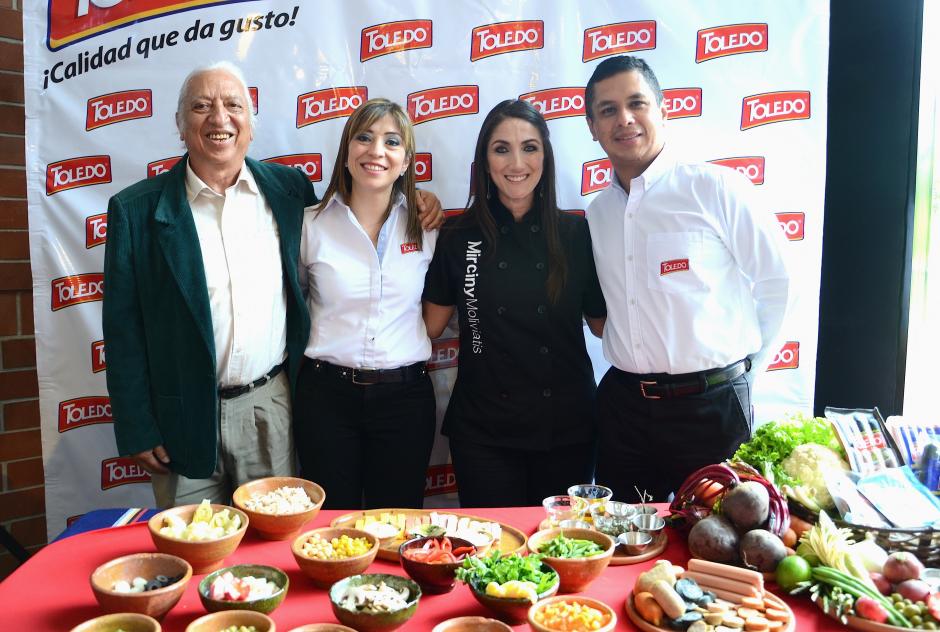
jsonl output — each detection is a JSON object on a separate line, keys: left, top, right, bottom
{"left": 23, "top": 0, "right": 829, "bottom": 539}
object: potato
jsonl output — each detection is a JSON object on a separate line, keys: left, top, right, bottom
{"left": 688, "top": 514, "right": 739, "bottom": 563}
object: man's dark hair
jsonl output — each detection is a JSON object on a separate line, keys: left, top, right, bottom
{"left": 585, "top": 55, "right": 663, "bottom": 119}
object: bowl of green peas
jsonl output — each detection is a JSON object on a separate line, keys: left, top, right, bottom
{"left": 526, "top": 527, "right": 615, "bottom": 593}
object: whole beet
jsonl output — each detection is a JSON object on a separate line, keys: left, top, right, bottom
{"left": 688, "top": 514, "right": 739, "bottom": 563}
{"left": 739, "top": 529, "right": 787, "bottom": 572}
{"left": 721, "top": 481, "right": 770, "bottom": 531}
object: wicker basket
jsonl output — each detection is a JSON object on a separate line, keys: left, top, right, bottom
{"left": 789, "top": 500, "right": 940, "bottom": 566}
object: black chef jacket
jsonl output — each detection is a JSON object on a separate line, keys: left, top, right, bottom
{"left": 423, "top": 199, "right": 607, "bottom": 452}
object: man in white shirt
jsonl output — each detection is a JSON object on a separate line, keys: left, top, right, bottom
{"left": 584, "top": 56, "right": 790, "bottom": 501}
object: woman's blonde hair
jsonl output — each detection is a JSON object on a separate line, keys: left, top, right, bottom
{"left": 316, "top": 98, "right": 421, "bottom": 246}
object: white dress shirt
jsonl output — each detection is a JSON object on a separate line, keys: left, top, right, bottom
{"left": 586, "top": 144, "right": 790, "bottom": 375}
{"left": 300, "top": 193, "right": 437, "bottom": 369}
{"left": 186, "top": 162, "right": 287, "bottom": 387}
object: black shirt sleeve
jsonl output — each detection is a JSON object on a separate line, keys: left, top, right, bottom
{"left": 422, "top": 223, "right": 457, "bottom": 306}
{"left": 579, "top": 218, "right": 607, "bottom": 319}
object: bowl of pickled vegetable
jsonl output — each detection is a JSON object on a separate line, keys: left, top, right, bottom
{"left": 197, "top": 563, "right": 288, "bottom": 614}
{"left": 90, "top": 552, "right": 192, "bottom": 620}
{"left": 147, "top": 500, "right": 248, "bottom": 574}
{"left": 399, "top": 535, "right": 477, "bottom": 594}
{"left": 184, "top": 609, "right": 274, "bottom": 632}
{"left": 528, "top": 595, "right": 617, "bottom": 632}
{"left": 328, "top": 573, "right": 421, "bottom": 632}
{"left": 526, "top": 528, "right": 615, "bottom": 593}
{"left": 292, "top": 527, "right": 380, "bottom": 588}
{"left": 70, "top": 612, "right": 161, "bottom": 632}
{"left": 455, "top": 551, "right": 560, "bottom": 625}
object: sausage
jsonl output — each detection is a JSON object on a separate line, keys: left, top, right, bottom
{"left": 687, "top": 558, "right": 764, "bottom": 591}
{"left": 680, "top": 571, "right": 761, "bottom": 598}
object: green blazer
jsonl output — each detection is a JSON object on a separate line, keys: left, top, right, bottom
{"left": 103, "top": 155, "right": 316, "bottom": 479}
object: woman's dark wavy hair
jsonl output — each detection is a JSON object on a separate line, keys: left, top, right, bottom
{"left": 459, "top": 99, "right": 567, "bottom": 303}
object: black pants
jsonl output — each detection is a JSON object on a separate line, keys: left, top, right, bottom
{"left": 594, "top": 367, "right": 752, "bottom": 503}
{"left": 449, "top": 439, "right": 595, "bottom": 508}
{"left": 293, "top": 361, "right": 437, "bottom": 510}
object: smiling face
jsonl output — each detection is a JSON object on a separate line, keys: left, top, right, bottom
{"left": 586, "top": 70, "right": 668, "bottom": 179}
{"left": 486, "top": 117, "right": 544, "bottom": 214}
{"left": 178, "top": 69, "right": 253, "bottom": 184}
{"left": 346, "top": 113, "right": 410, "bottom": 198}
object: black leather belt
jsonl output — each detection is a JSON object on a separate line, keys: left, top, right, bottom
{"left": 618, "top": 358, "right": 750, "bottom": 399}
{"left": 218, "top": 362, "right": 286, "bottom": 399}
{"left": 309, "top": 359, "right": 427, "bottom": 385}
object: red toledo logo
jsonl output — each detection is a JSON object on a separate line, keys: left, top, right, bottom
{"left": 58, "top": 395, "right": 111, "bottom": 432}
{"left": 662, "top": 88, "right": 702, "bottom": 119}
{"left": 46, "top": 155, "right": 111, "bottom": 195}
{"left": 563, "top": 209, "right": 586, "bottom": 217}
{"left": 407, "top": 85, "right": 479, "bottom": 125}
{"left": 85, "top": 213, "right": 107, "bottom": 249}
{"left": 428, "top": 337, "right": 459, "bottom": 370}
{"left": 660, "top": 258, "right": 690, "bottom": 275}
{"left": 297, "top": 86, "right": 368, "bottom": 128}
{"left": 471, "top": 20, "right": 543, "bottom": 61}
{"left": 400, "top": 242, "right": 419, "bottom": 254}
{"left": 709, "top": 156, "right": 765, "bottom": 185}
{"left": 147, "top": 156, "right": 181, "bottom": 178}
{"left": 424, "top": 463, "right": 457, "bottom": 496}
{"left": 85, "top": 89, "right": 152, "bottom": 131}
{"left": 248, "top": 87, "right": 258, "bottom": 114}
{"left": 101, "top": 456, "right": 151, "bottom": 490}
{"left": 52, "top": 273, "right": 104, "bottom": 311}
{"left": 263, "top": 153, "right": 322, "bottom": 182}
{"left": 519, "top": 87, "right": 584, "bottom": 120}
{"left": 775, "top": 212, "right": 805, "bottom": 241}
{"left": 91, "top": 340, "right": 106, "bottom": 373}
{"left": 583, "top": 21, "right": 656, "bottom": 62}
{"left": 696, "top": 23, "right": 768, "bottom": 63}
{"left": 581, "top": 158, "right": 612, "bottom": 196}
{"left": 767, "top": 341, "right": 800, "bottom": 371}
{"left": 741, "top": 91, "right": 810, "bottom": 130}
{"left": 361, "top": 20, "right": 432, "bottom": 62}
{"left": 414, "top": 152, "right": 432, "bottom": 183}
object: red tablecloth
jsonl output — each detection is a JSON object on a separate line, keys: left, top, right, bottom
{"left": 0, "top": 506, "right": 844, "bottom": 630}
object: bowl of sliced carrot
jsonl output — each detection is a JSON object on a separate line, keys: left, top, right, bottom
{"left": 399, "top": 535, "right": 477, "bottom": 594}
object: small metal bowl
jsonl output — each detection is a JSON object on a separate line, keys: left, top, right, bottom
{"left": 616, "top": 531, "right": 652, "bottom": 555}
{"left": 633, "top": 504, "right": 659, "bottom": 515}
{"left": 605, "top": 502, "right": 636, "bottom": 518}
{"left": 631, "top": 513, "right": 665, "bottom": 536}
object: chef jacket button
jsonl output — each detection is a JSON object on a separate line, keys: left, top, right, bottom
{"left": 542, "top": 388, "right": 552, "bottom": 398}
{"left": 500, "top": 225, "right": 510, "bottom": 235}
{"left": 497, "top": 306, "right": 506, "bottom": 315}
{"left": 535, "top": 262, "right": 545, "bottom": 271}
{"left": 498, "top": 261, "right": 508, "bottom": 270}
{"left": 539, "top": 346, "right": 549, "bottom": 355}
{"left": 537, "top": 304, "right": 546, "bottom": 315}
{"left": 530, "top": 224, "right": 540, "bottom": 233}
{"left": 500, "top": 391, "right": 509, "bottom": 400}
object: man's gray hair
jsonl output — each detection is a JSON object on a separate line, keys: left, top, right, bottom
{"left": 175, "top": 61, "right": 256, "bottom": 134}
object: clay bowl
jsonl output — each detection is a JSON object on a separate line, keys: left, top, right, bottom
{"left": 292, "top": 527, "right": 380, "bottom": 588}
{"left": 148, "top": 503, "right": 248, "bottom": 574}
{"left": 398, "top": 535, "right": 477, "bottom": 594}
{"left": 526, "top": 527, "right": 615, "bottom": 593}
{"left": 329, "top": 573, "right": 421, "bottom": 632}
{"left": 232, "top": 476, "right": 325, "bottom": 540}
{"left": 467, "top": 564, "right": 559, "bottom": 625}
{"left": 90, "top": 552, "right": 191, "bottom": 620}
{"left": 528, "top": 595, "right": 617, "bottom": 632}
{"left": 286, "top": 625, "right": 357, "bottom": 632}
{"left": 198, "top": 563, "right": 288, "bottom": 614}
{"left": 185, "top": 610, "right": 275, "bottom": 632}
{"left": 431, "top": 616, "right": 513, "bottom": 632}
{"left": 70, "top": 613, "right": 161, "bottom": 632}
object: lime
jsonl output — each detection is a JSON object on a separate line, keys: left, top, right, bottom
{"left": 775, "top": 554, "right": 813, "bottom": 591}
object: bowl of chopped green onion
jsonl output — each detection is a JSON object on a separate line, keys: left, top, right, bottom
{"left": 526, "top": 528, "right": 615, "bottom": 593}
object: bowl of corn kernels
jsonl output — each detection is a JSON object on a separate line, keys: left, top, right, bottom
{"left": 291, "top": 526, "right": 379, "bottom": 588}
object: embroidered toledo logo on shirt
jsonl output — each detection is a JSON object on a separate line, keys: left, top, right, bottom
{"left": 660, "top": 258, "right": 690, "bottom": 275}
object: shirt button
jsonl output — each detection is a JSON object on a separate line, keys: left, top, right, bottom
{"left": 500, "top": 391, "right": 509, "bottom": 400}
{"left": 629, "top": 299, "right": 636, "bottom": 305}
{"left": 498, "top": 261, "right": 508, "bottom": 270}
{"left": 500, "top": 226, "right": 510, "bottom": 235}
{"left": 635, "top": 343, "right": 642, "bottom": 348}
{"left": 530, "top": 225, "right": 540, "bottom": 233}
{"left": 537, "top": 305, "right": 546, "bottom": 315}
{"left": 539, "top": 346, "right": 549, "bottom": 355}
{"left": 535, "top": 262, "right": 545, "bottom": 271}
{"left": 627, "top": 255, "right": 634, "bottom": 261}
{"left": 497, "top": 306, "right": 506, "bottom": 315}
{"left": 628, "top": 213, "right": 634, "bottom": 219}
{"left": 542, "top": 388, "right": 552, "bottom": 398}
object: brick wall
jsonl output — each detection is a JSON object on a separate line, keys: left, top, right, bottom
{"left": 0, "top": 1, "right": 42, "bottom": 581}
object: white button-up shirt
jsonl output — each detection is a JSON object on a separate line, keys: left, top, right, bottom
{"left": 300, "top": 193, "right": 437, "bottom": 369}
{"left": 586, "top": 144, "right": 790, "bottom": 375}
{"left": 186, "top": 162, "right": 287, "bottom": 387}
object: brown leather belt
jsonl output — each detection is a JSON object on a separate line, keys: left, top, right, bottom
{"left": 310, "top": 359, "right": 427, "bottom": 385}
{"left": 617, "top": 358, "right": 750, "bottom": 399}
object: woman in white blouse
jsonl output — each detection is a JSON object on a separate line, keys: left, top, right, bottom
{"left": 295, "top": 98, "right": 438, "bottom": 509}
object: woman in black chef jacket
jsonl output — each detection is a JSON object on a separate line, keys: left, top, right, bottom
{"left": 422, "top": 99, "right": 606, "bottom": 507}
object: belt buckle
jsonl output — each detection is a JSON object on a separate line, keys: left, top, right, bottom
{"left": 639, "top": 380, "right": 661, "bottom": 399}
{"left": 352, "top": 368, "right": 375, "bottom": 385}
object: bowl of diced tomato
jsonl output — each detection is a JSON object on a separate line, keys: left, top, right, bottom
{"left": 398, "top": 535, "right": 477, "bottom": 594}
{"left": 197, "top": 563, "right": 288, "bottom": 614}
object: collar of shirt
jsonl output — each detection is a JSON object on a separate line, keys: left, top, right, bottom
{"left": 489, "top": 195, "right": 541, "bottom": 228}
{"left": 611, "top": 142, "right": 676, "bottom": 198}
{"left": 184, "top": 160, "right": 258, "bottom": 202}
{"left": 321, "top": 191, "right": 408, "bottom": 260}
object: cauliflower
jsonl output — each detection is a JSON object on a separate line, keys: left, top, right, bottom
{"left": 781, "top": 443, "right": 850, "bottom": 510}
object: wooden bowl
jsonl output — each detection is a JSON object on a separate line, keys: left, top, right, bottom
{"left": 431, "top": 616, "right": 513, "bottom": 632}
{"left": 398, "top": 535, "right": 476, "bottom": 594}
{"left": 70, "top": 613, "right": 161, "bottom": 632}
{"left": 198, "top": 563, "right": 289, "bottom": 614}
{"left": 467, "top": 568, "right": 560, "bottom": 625}
{"left": 291, "top": 527, "right": 379, "bottom": 588}
{"left": 232, "top": 476, "right": 325, "bottom": 541}
{"left": 90, "top": 552, "right": 191, "bottom": 620}
{"left": 329, "top": 573, "right": 421, "bottom": 632}
{"left": 528, "top": 595, "right": 617, "bottom": 632}
{"left": 148, "top": 504, "right": 248, "bottom": 574}
{"left": 526, "top": 527, "right": 615, "bottom": 593}
{"left": 185, "top": 610, "right": 275, "bottom": 632}
{"left": 286, "top": 625, "right": 357, "bottom": 632}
